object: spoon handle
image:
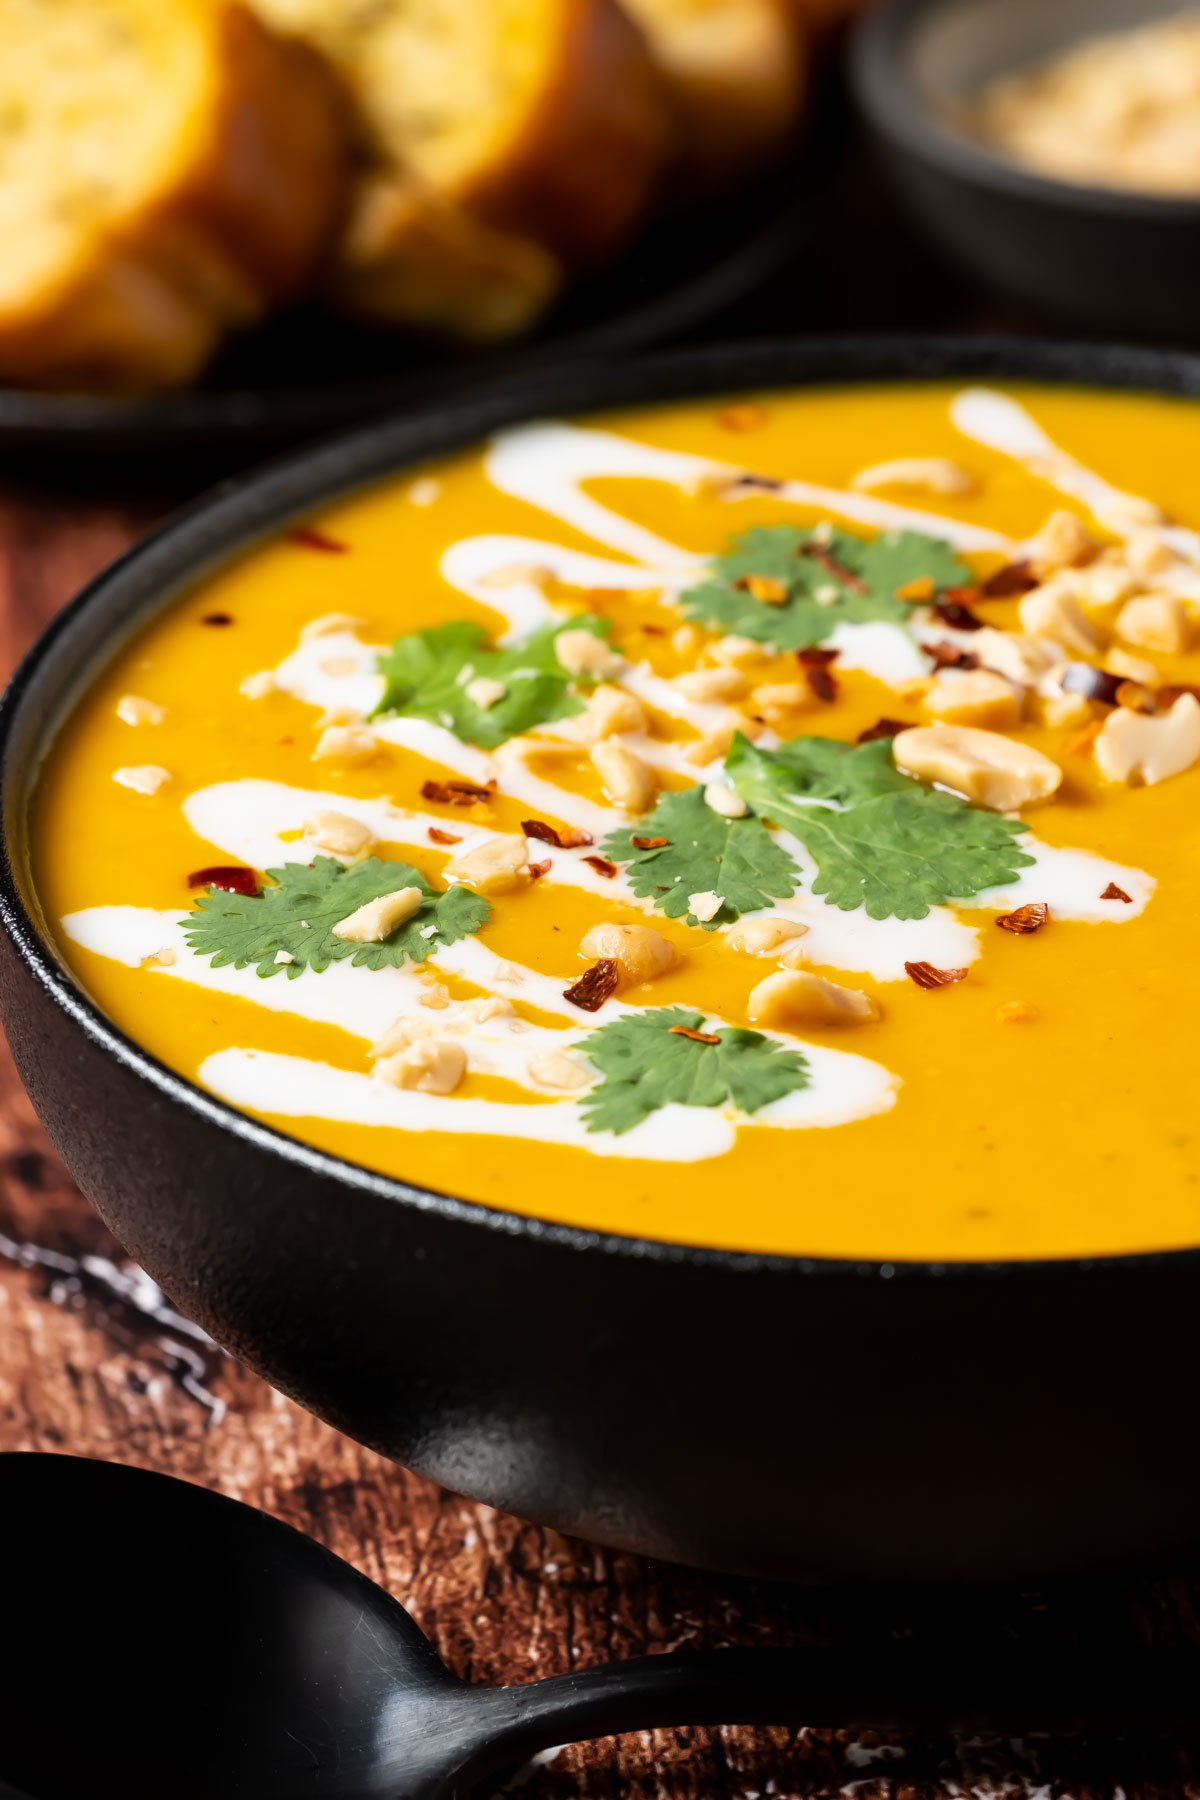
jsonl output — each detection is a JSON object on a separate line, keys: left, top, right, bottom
{"left": 426, "top": 1646, "right": 1200, "bottom": 1798}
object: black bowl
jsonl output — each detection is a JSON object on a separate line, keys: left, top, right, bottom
{"left": 851, "top": 0, "right": 1200, "bottom": 339}
{"left": 5, "top": 336, "right": 1200, "bottom": 1586}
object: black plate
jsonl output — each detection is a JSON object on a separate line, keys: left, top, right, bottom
{"left": 5, "top": 337, "right": 1200, "bottom": 1586}
{"left": 0, "top": 167, "right": 815, "bottom": 460}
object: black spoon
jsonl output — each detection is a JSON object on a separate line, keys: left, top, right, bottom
{"left": 4, "top": 1453, "right": 1200, "bottom": 1800}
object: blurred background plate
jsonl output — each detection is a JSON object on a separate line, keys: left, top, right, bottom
{"left": 0, "top": 162, "right": 817, "bottom": 464}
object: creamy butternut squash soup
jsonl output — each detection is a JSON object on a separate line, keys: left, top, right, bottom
{"left": 32, "top": 382, "right": 1200, "bottom": 1261}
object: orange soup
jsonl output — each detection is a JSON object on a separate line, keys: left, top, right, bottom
{"left": 32, "top": 381, "right": 1200, "bottom": 1261}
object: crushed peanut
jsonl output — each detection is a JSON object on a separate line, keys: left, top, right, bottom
{"left": 300, "top": 612, "right": 364, "bottom": 641}
{"left": 116, "top": 694, "right": 165, "bottom": 726}
{"left": 703, "top": 782, "right": 748, "bottom": 818}
{"left": 850, "top": 456, "right": 973, "bottom": 494}
{"left": 312, "top": 724, "right": 376, "bottom": 762}
{"left": 331, "top": 885, "right": 422, "bottom": 944}
{"left": 140, "top": 946, "right": 177, "bottom": 968}
{"left": 527, "top": 1051, "right": 591, "bottom": 1091}
{"left": 687, "top": 889, "right": 723, "bottom": 922}
{"left": 554, "top": 629, "right": 623, "bottom": 678}
{"left": 373, "top": 1038, "right": 466, "bottom": 1095}
{"left": 675, "top": 666, "right": 748, "bottom": 703}
{"left": 238, "top": 669, "right": 276, "bottom": 699}
{"left": 113, "top": 764, "right": 170, "bottom": 796}
{"left": 893, "top": 723, "right": 1062, "bottom": 811}
{"left": 464, "top": 675, "right": 507, "bottom": 710}
{"left": 725, "top": 917, "right": 809, "bottom": 956}
{"left": 923, "top": 668, "right": 1021, "bottom": 729}
{"left": 1019, "top": 581, "right": 1101, "bottom": 657}
{"left": 711, "top": 634, "right": 769, "bottom": 666}
{"left": 747, "top": 968, "right": 880, "bottom": 1028}
{"left": 445, "top": 834, "right": 531, "bottom": 894}
{"left": 1030, "top": 510, "right": 1098, "bottom": 575}
{"left": 1115, "top": 593, "right": 1189, "bottom": 655}
{"left": 303, "top": 810, "right": 374, "bottom": 858}
{"left": 558, "top": 683, "right": 645, "bottom": 745}
{"left": 580, "top": 922, "right": 678, "bottom": 987}
{"left": 1094, "top": 691, "right": 1200, "bottom": 786}
{"left": 590, "top": 740, "right": 656, "bottom": 811}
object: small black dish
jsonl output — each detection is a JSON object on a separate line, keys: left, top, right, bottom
{"left": 852, "top": 0, "right": 1200, "bottom": 339}
{"left": 5, "top": 337, "right": 1200, "bottom": 1588}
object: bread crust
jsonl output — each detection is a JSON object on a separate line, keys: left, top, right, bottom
{"left": 622, "top": 0, "right": 808, "bottom": 184}
{"left": 0, "top": 1, "right": 350, "bottom": 393}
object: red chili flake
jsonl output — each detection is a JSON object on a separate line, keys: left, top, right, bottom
{"left": 582, "top": 855, "right": 618, "bottom": 879}
{"left": 631, "top": 834, "right": 669, "bottom": 849}
{"left": 421, "top": 778, "right": 495, "bottom": 806}
{"left": 905, "top": 961, "right": 969, "bottom": 989}
{"left": 428, "top": 827, "right": 461, "bottom": 845}
{"left": 669, "top": 1025, "right": 721, "bottom": 1044}
{"left": 521, "top": 819, "right": 594, "bottom": 849}
{"left": 857, "top": 717, "right": 910, "bottom": 744}
{"left": 983, "top": 560, "right": 1037, "bottom": 597}
{"left": 563, "top": 959, "right": 620, "bottom": 1012}
{"left": 1061, "top": 663, "right": 1123, "bottom": 705}
{"left": 1101, "top": 882, "right": 1132, "bottom": 903}
{"left": 944, "top": 583, "right": 983, "bottom": 607}
{"left": 801, "top": 542, "right": 866, "bottom": 592}
{"left": 996, "top": 901, "right": 1050, "bottom": 934}
{"left": 932, "top": 599, "right": 984, "bottom": 632}
{"left": 797, "top": 646, "right": 840, "bottom": 668}
{"left": 528, "top": 859, "right": 552, "bottom": 880}
{"left": 926, "top": 639, "right": 980, "bottom": 671}
{"left": 806, "top": 666, "right": 839, "bottom": 703}
{"left": 290, "top": 525, "right": 348, "bottom": 554}
{"left": 201, "top": 612, "right": 234, "bottom": 627}
{"left": 188, "top": 865, "right": 259, "bottom": 897}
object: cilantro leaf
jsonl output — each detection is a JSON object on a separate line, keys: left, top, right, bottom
{"left": 373, "top": 614, "right": 611, "bottom": 748}
{"left": 602, "top": 786, "right": 799, "bottom": 928}
{"left": 679, "top": 524, "right": 969, "bottom": 649}
{"left": 183, "top": 856, "right": 491, "bottom": 978}
{"left": 579, "top": 1007, "right": 809, "bottom": 1135}
{"left": 725, "top": 732, "right": 1033, "bottom": 921}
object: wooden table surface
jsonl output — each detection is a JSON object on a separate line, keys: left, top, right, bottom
{"left": 6, "top": 180, "right": 1200, "bottom": 1797}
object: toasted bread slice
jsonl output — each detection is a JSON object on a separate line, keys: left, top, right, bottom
{"left": 249, "top": 0, "right": 667, "bottom": 337}
{"left": 0, "top": 0, "right": 349, "bottom": 392}
{"left": 620, "top": 0, "right": 807, "bottom": 181}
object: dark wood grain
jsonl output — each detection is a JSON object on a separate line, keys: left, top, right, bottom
{"left": 3, "top": 406, "right": 1200, "bottom": 1800}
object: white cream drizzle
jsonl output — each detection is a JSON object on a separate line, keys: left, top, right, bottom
{"left": 61, "top": 902, "right": 899, "bottom": 1154}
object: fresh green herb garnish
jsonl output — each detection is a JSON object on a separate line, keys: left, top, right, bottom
{"left": 724, "top": 732, "right": 1033, "bottom": 920}
{"left": 183, "top": 856, "right": 491, "bottom": 978}
{"left": 679, "top": 524, "right": 969, "bottom": 648}
{"left": 603, "top": 786, "right": 799, "bottom": 928}
{"left": 372, "top": 615, "right": 611, "bottom": 748}
{"left": 579, "top": 1007, "right": 809, "bottom": 1135}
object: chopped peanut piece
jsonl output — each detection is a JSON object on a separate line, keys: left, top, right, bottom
{"left": 850, "top": 456, "right": 973, "bottom": 494}
{"left": 300, "top": 612, "right": 364, "bottom": 641}
{"left": 778, "top": 939, "right": 812, "bottom": 970}
{"left": 1095, "top": 493, "right": 1163, "bottom": 536}
{"left": 372, "top": 1014, "right": 435, "bottom": 1056}
{"left": 726, "top": 917, "right": 809, "bottom": 955}
{"left": 703, "top": 782, "right": 748, "bottom": 818}
{"left": 711, "top": 634, "right": 768, "bottom": 666}
{"left": 312, "top": 724, "right": 376, "bottom": 762}
{"left": 116, "top": 694, "right": 165, "bottom": 726}
{"left": 303, "top": 810, "right": 374, "bottom": 859}
{"left": 477, "top": 562, "right": 552, "bottom": 590}
{"left": 675, "top": 666, "right": 748, "bottom": 702}
{"left": 971, "top": 629, "right": 1058, "bottom": 688}
{"left": 239, "top": 669, "right": 276, "bottom": 700}
{"left": 590, "top": 740, "right": 656, "bottom": 811}
{"left": 113, "top": 764, "right": 170, "bottom": 796}
{"left": 684, "top": 709, "right": 764, "bottom": 766}
{"left": 527, "top": 1051, "right": 590, "bottom": 1091}
{"left": 996, "top": 1001, "right": 1039, "bottom": 1024}
{"left": 1036, "top": 687, "right": 1092, "bottom": 730}
{"left": 469, "top": 996, "right": 514, "bottom": 1023}
{"left": 687, "top": 890, "right": 723, "bottom": 922}
{"left": 445, "top": 833, "right": 531, "bottom": 894}
{"left": 1125, "top": 530, "right": 1173, "bottom": 576}
{"left": 581, "top": 922, "right": 678, "bottom": 987}
{"left": 1072, "top": 559, "right": 1140, "bottom": 627}
{"left": 893, "top": 723, "right": 1062, "bottom": 811}
{"left": 1019, "top": 581, "right": 1101, "bottom": 657}
{"left": 1094, "top": 692, "right": 1200, "bottom": 786}
{"left": 1107, "top": 647, "right": 1160, "bottom": 684}
{"left": 923, "top": 669, "right": 1021, "bottom": 729}
{"left": 558, "top": 684, "right": 645, "bottom": 745}
{"left": 1030, "top": 509, "right": 1098, "bottom": 574}
{"left": 419, "top": 983, "right": 451, "bottom": 1010}
{"left": 140, "top": 947, "right": 177, "bottom": 968}
{"left": 373, "top": 1038, "right": 466, "bottom": 1095}
{"left": 331, "top": 885, "right": 422, "bottom": 944}
{"left": 464, "top": 675, "right": 506, "bottom": 709}
{"left": 750, "top": 681, "right": 809, "bottom": 714}
{"left": 747, "top": 968, "right": 879, "bottom": 1028}
{"left": 1115, "top": 592, "right": 1189, "bottom": 654}
{"left": 554, "top": 629, "right": 622, "bottom": 678}
{"left": 672, "top": 624, "right": 701, "bottom": 656}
